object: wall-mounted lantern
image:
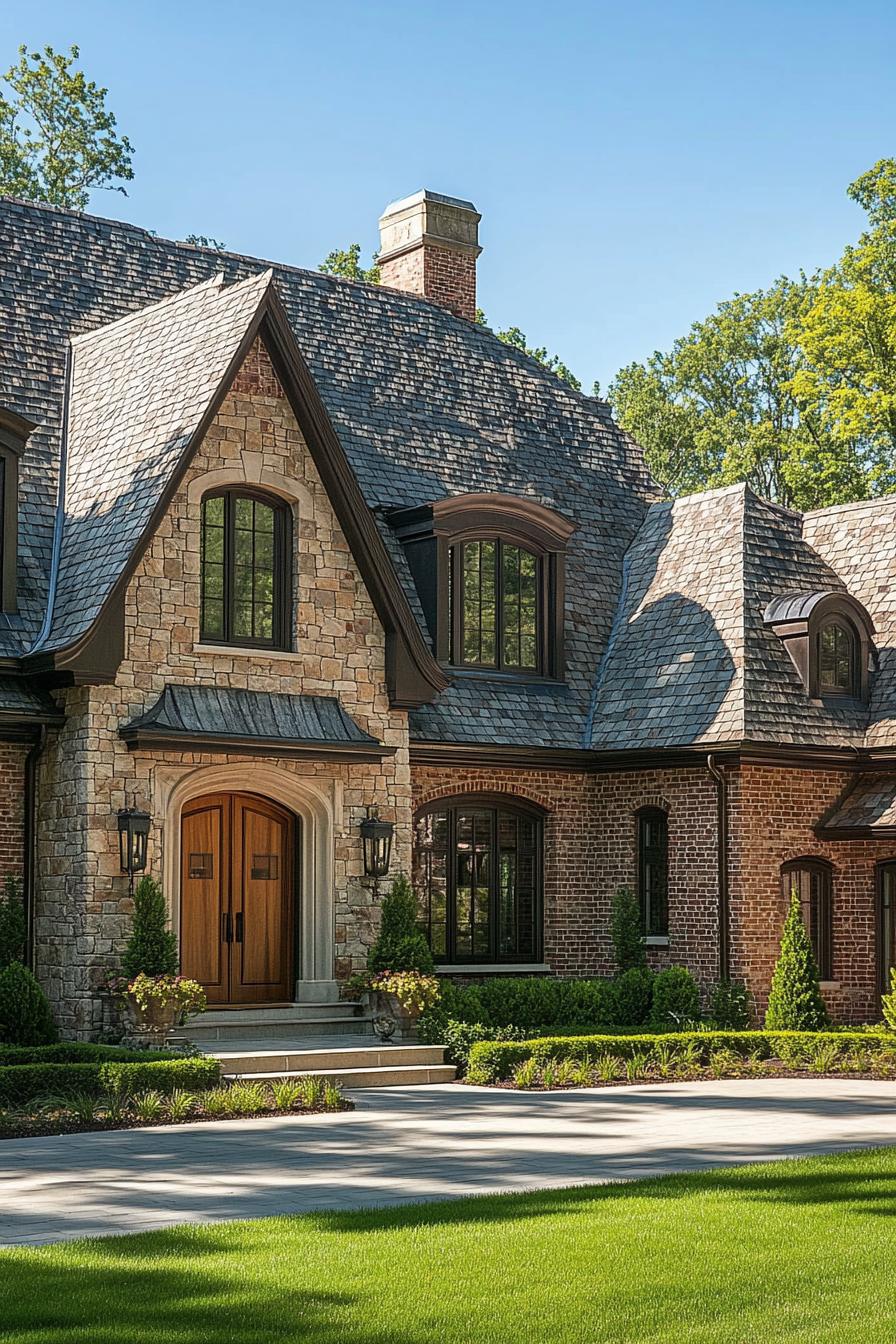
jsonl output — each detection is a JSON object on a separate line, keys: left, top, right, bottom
{"left": 360, "top": 806, "right": 394, "bottom": 892}
{"left": 117, "top": 804, "right": 151, "bottom": 894}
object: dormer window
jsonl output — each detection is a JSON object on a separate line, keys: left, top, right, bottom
{"left": 0, "top": 407, "right": 36, "bottom": 614}
{"left": 449, "top": 539, "right": 541, "bottom": 672}
{"left": 818, "top": 620, "right": 857, "bottom": 695}
{"left": 390, "top": 493, "right": 575, "bottom": 681}
{"left": 764, "top": 590, "right": 874, "bottom": 703}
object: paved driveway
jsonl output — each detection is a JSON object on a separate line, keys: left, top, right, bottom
{"left": 2, "top": 1078, "right": 895, "bottom": 1246}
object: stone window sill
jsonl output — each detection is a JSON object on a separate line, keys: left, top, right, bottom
{"left": 193, "top": 643, "right": 301, "bottom": 662}
{"left": 819, "top": 981, "right": 841, "bottom": 990}
{"left": 644, "top": 936, "right": 670, "bottom": 947}
{"left": 435, "top": 963, "right": 552, "bottom": 975}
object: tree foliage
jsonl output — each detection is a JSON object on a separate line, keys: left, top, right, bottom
{"left": 319, "top": 242, "right": 380, "bottom": 284}
{"left": 0, "top": 877, "right": 26, "bottom": 970}
{"left": 611, "top": 159, "right": 896, "bottom": 510}
{"left": 0, "top": 44, "right": 133, "bottom": 209}
{"left": 476, "top": 315, "right": 581, "bottom": 390}
{"left": 610, "top": 886, "right": 646, "bottom": 973}
{"left": 764, "top": 891, "right": 830, "bottom": 1031}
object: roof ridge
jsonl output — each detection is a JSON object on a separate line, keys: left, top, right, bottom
{"left": 804, "top": 495, "right": 896, "bottom": 519}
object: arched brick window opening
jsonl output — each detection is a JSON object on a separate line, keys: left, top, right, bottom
{"left": 412, "top": 794, "right": 544, "bottom": 964}
{"left": 780, "top": 858, "right": 833, "bottom": 980}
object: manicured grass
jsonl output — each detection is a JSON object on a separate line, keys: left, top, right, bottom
{"left": 3, "top": 1148, "right": 896, "bottom": 1342}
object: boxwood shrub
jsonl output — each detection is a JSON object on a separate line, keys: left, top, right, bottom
{"left": 0, "top": 1055, "right": 221, "bottom": 1106}
{"left": 0, "top": 1042, "right": 185, "bottom": 1067}
{"left": 465, "top": 1030, "right": 894, "bottom": 1084}
{"left": 431, "top": 976, "right": 621, "bottom": 1035}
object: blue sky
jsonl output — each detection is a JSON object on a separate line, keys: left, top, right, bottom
{"left": 3, "top": 1, "right": 895, "bottom": 390}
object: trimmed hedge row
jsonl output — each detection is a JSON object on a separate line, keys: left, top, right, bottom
{"left": 0, "top": 1056, "right": 221, "bottom": 1106}
{"left": 0, "top": 1042, "right": 185, "bottom": 1067}
{"left": 465, "top": 1030, "right": 894, "bottom": 1083}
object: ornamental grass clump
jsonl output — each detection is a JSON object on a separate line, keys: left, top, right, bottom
{"left": 764, "top": 892, "right": 830, "bottom": 1031}
{"left": 512, "top": 1057, "right": 539, "bottom": 1089}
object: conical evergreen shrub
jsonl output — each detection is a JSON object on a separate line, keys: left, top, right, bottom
{"left": 0, "top": 876, "right": 26, "bottom": 969}
{"left": 122, "top": 875, "right": 178, "bottom": 978}
{"left": 367, "top": 873, "right": 435, "bottom": 974}
{"left": 610, "top": 886, "right": 646, "bottom": 973}
{"left": 0, "top": 961, "right": 57, "bottom": 1045}
{"left": 764, "top": 890, "right": 830, "bottom": 1030}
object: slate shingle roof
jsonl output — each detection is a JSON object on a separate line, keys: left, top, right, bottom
{"left": 816, "top": 774, "right": 896, "bottom": 833}
{"left": 5, "top": 195, "right": 896, "bottom": 753}
{"left": 121, "top": 684, "right": 386, "bottom": 754}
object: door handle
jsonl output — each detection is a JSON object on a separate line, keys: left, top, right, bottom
{"left": 221, "top": 912, "right": 232, "bottom": 943}
{"left": 235, "top": 912, "right": 244, "bottom": 944}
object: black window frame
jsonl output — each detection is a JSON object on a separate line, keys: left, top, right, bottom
{"left": 637, "top": 807, "right": 669, "bottom": 938}
{"left": 412, "top": 794, "right": 544, "bottom": 965}
{"left": 447, "top": 537, "right": 547, "bottom": 675}
{"left": 816, "top": 618, "right": 858, "bottom": 697}
{"left": 876, "top": 860, "right": 896, "bottom": 998}
{"left": 200, "top": 487, "right": 292, "bottom": 650}
{"left": 781, "top": 858, "right": 833, "bottom": 980}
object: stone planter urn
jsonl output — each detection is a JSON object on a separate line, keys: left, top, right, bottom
{"left": 371, "top": 991, "right": 421, "bottom": 1042}
{"left": 125, "top": 993, "right": 180, "bottom": 1048}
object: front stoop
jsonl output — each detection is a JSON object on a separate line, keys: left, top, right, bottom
{"left": 171, "top": 1004, "right": 456, "bottom": 1087}
{"left": 214, "top": 1043, "right": 455, "bottom": 1089}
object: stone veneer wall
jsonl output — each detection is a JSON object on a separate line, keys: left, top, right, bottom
{"left": 728, "top": 763, "right": 896, "bottom": 1023}
{"left": 0, "top": 741, "right": 27, "bottom": 879}
{"left": 35, "top": 337, "right": 410, "bottom": 1037}
{"left": 411, "top": 762, "right": 721, "bottom": 984}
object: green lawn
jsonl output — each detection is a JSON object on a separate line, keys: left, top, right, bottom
{"left": 3, "top": 1148, "right": 896, "bottom": 1342}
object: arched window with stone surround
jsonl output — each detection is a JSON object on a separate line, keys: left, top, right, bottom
{"left": 200, "top": 487, "right": 292, "bottom": 649}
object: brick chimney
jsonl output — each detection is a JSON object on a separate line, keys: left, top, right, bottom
{"left": 377, "top": 189, "right": 481, "bottom": 321}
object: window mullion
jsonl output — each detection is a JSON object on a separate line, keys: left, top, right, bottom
{"left": 223, "top": 493, "right": 234, "bottom": 643}
{"left": 496, "top": 540, "right": 504, "bottom": 671}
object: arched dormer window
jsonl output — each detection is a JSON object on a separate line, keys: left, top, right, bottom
{"left": 0, "top": 407, "right": 36, "bottom": 614}
{"left": 817, "top": 619, "right": 856, "bottom": 695}
{"left": 200, "top": 488, "right": 292, "bottom": 649}
{"left": 764, "top": 590, "right": 874, "bottom": 703}
{"left": 389, "top": 493, "right": 576, "bottom": 681}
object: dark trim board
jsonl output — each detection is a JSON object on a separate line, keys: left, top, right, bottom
{"left": 120, "top": 727, "right": 396, "bottom": 762}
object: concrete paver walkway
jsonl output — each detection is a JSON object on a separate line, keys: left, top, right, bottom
{"left": 2, "top": 1078, "right": 895, "bottom": 1246}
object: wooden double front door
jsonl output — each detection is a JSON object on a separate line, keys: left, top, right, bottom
{"left": 180, "top": 793, "right": 295, "bottom": 1004}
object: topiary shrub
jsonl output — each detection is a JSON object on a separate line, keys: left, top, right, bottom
{"left": 650, "top": 966, "right": 701, "bottom": 1028}
{"left": 122, "top": 875, "right": 178, "bottom": 978}
{"left": 611, "top": 886, "right": 646, "bottom": 973}
{"left": 0, "top": 961, "right": 57, "bottom": 1045}
{"left": 367, "top": 873, "right": 434, "bottom": 974}
{"left": 612, "top": 966, "right": 654, "bottom": 1025}
{"left": 765, "top": 891, "right": 830, "bottom": 1031}
{"left": 0, "top": 876, "right": 26, "bottom": 970}
{"left": 708, "top": 978, "right": 752, "bottom": 1029}
{"left": 882, "top": 967, "right": 896, "bottom": 1031}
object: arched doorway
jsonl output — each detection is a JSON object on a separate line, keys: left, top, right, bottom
{"left": 180, "top": 792, "right": 297, "bottom": 1004}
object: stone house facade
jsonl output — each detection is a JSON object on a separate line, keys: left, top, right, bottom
{"left": 2, "top": 188, "right": 896, "bottom": 1035}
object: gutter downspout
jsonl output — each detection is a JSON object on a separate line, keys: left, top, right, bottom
{"left": 23, "top": 725, "right": 47, "bottom": 970}
{"left": 706, "top": 754, "right": 730, "bottom": 982}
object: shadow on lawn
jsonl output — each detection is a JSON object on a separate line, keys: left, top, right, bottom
{"left": 0, "top": 1226, "right": 415, "bottom": 1344}
{"left": 303, "top": 1145, "right": 896, "bottom": 1235}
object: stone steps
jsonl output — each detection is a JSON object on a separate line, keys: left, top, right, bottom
{"left": 214, "top": 1043, "right": 455, "bottom": 1090}
{"left": 177, "top": 1001, "right": 372, "bottom": 1043}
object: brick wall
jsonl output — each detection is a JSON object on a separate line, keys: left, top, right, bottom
{"left": 379, "top": 243, "right": 477, "bottom": 322}
{"left": 729, "top": 763, "right": 896, "bottom": 1023}
{"left": 411, "top": 761, "right": 720, "bottom": 986}
{"left": 0, "top": 741, "right": 26, "bottom": 879}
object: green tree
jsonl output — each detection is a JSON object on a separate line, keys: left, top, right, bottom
{"left": 477, "top": 316, "right": 581, "bottom": 390}
{"left": 122, "top": 875, "right": 178, "bottom": 978}
{"left": 367, "top": 873, "right": 434, "bottom": 975}
{"left": 790, "top": 159, "right": 896, "bottom": 493}
{"left": 764, "top": 890, "right": 830, "bottom": 1031}
{"left": 610, "top": 276, "right": 865, "bottom": 509}
{"left": 0, "top": 44, "right": 133, "bottom": 209}
{"left": 183, "top": 233, "right": 226, "bottom": 250}
{"left": 319, "top": 242, "right": 380, "bottom": 284}
{"left": 610, "top": 886, "right": 646, "bottom": 973}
